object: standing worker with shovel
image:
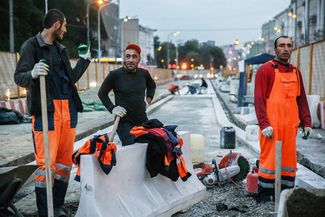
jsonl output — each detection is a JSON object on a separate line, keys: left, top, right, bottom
{"left": 14, "top": 9, "right": 90, "bottom": 217}
{"left": 254, "top": 35, "right": 312, "bottom": 203}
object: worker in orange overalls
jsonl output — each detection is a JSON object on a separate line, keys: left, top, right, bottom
{"left": 14, "top": 9, "right": 90, "bottom": 216}
{"left": 254, "top": 35, "right": 311, "bottom": 202}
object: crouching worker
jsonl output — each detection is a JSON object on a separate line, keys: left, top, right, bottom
{"left": 14, "top": 9, "right": 90, "bottom": 216}
{"left": 98, "top": 43, "right": 156, "bottom": 146}
{"left": 168, "top": 83, "right": 180, "bottom": 95}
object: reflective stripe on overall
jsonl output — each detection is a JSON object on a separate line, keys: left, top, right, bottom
{"left": 32, "top": 99, "right": 77, "bottom": 188}
{"left": 258, "top": 67, "right": 300, "bottom": 188}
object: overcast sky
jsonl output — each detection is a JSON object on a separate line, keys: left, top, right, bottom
{"left": 120, "top": 0, "right": 291, "bottom": 46}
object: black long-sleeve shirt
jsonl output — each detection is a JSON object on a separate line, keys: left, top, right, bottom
{"left": 98, "top": 67, "right": 156, "bottom": 125}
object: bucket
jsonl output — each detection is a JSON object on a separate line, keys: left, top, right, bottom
{"left": 190, "top": 134, "right": 205, "bottom": 163}
{"left": 220, "top": 127, "right": 236, "bottom": 149}
{"left": 245, "top": 125, "right": 259, "bottom": 141}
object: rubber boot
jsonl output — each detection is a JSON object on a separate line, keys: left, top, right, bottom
{"left": 254, "top": 185, "right": 275, "bottom": 203}
{"left": 35, "top": 187, "right": 48, "bottom": 217}
{"left": 53, "top": 179, "right": 69, "bottom": 217}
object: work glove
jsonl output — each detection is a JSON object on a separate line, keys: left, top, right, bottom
{"left": 302, "top": 127, "right": 312, "bottom": 140}
{"left": 112, "top": 106, "right": 127, "bottom": 117}
{"left": 31, "top": 60, "right": 49, "bottom": 79}
{"left": 262, "top": 126, "right": 273, "bottom": 139}
{"left": 78, "top": 44, "right": 91, "bottom": 60}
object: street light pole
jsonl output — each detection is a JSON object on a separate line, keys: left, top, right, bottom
{"left": 175, "top": 44, "right": 179, "bottom": 73}
{"left": 176, "top": 45, "right": 178, "bottom": 69}
{"left": 45, "top": 0, "right": 48, "bottom": 13}
{"left": 98, "top": 2, "right": 109, "bottom": 61}
{"left": 9, "top": 0, "right": 14, "bottom": 52}
{"left": 86, "top": 3, "right": 90, "bottom": 45}
{"left": 166, "top": 33, "right": 173, "bottom": 69}
{"left": 166, "top": 31, "right": 180, "bottom": 69}
{"left": 166, "top": 39, "right": 170, "bottom": 69}
{"left": 121, "top": 18, "right": 127, "bottom": 55}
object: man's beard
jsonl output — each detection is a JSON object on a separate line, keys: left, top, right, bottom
{"left": 53, "top": 29, "right": 63, "bottom": 41}
{"left": 124, "top": 62, "right": 137, "bottom": 72}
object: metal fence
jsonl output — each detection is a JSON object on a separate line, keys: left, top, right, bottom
{"left": 291, "top": 40, "right": 325, "bottom": 99}
{"left": 0, "top": 52, "right": 173, "bottom": 100}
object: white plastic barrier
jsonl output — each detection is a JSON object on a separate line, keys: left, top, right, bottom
{"left": 320, "top": 101, "right": 325, "bottom": 130}
{"left": 307, "top": 95, "right": 320, "bottom": 128}
{"left": 76, "top": 132, "right": 207, "bottom": 217}
{"left": 229, "top": 79, "right": 239, "bottom": 96}
{"left": 229, "top": 79, "right": 239, "bottom": 103}
{"left": 245, "top": 125, "right": 259, "bottom": 141}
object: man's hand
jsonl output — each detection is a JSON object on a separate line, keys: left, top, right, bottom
{"left": 78, "top": 44, "right": 91, "bottom": 60}
{"left": 303, "top": 127, "right": 312, "bottom": 140}
{"left": 31, "top": 61, "right": 49, "bottom": 79}
{"left": 112, "top": 106, "right": 127, "bottom": 117}
{"left": 146, "top": 97, "right": 153, "bottom": 105}
{"left": 262, "top": 126, "right": 273, "bottom": 138}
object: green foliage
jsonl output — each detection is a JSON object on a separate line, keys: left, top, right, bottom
{"left": 154, "top": 37, "right": 170, "bottom": 68}
{"left": 199, "top": 43, "right": 227, "bottom": 69}
{"left": 1, "top": 0, "right": 227, "bottom": 64}
{"left": 154, "top": 36, "right": 161, "bottom": 66}
{"left": 161, "top": 39, "right": 227, "bottom": 70}
{"left": 0, "top": 0, "right": 43, "bottom": 51}
{"left": 1, "top": 0, "right": 89, "bottom": 57}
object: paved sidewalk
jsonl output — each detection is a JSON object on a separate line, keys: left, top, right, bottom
{"left": 0, "top": 83, "right": 172, "bottom": 167}
{"left": 3, "top": 78, "right": 325, "bottom": 216}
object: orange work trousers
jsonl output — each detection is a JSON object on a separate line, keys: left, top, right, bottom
{"left": 258, "top": 68, "right": 300, "bottom": 189}
{"left": 32, "top": 99, "right": 77, "bottom": 188}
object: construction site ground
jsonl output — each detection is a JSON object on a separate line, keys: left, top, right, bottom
{"left": 1, "top": 79, "right": 325, "bottom": 216}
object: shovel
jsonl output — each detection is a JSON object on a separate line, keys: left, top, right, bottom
{"left": 39, "top": 74, "right": 54, "bottom": 217}
{"left": 109, "top": 116, "right": 120, "bottom": 143}
{"left": 270, "top": 140, "right": 282, "bottom": 217}
{"left": 275, "top": 140, "right": 282, "bottom": 213}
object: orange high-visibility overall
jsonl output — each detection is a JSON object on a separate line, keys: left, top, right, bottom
{"left": 32, "top": 99, "right": 76, "bottom": 188}
{"left": 258, "top": 67, "right": 300, "bottom": 189}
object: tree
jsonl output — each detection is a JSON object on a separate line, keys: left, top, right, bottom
{"left": 157, "top": 42, "right": 169, "bottom": 68}
{"left": 153, "top": 37, "right": 227, "bottom": 69}
{"left": 209, "top": 46, "right": 227, "bottom": 69}
{"left": 153, "top": 36, "right": 160, "bottom": 66}
{"left": 178, "top": 40, "right": 200, "bottom": 69}
{"left": 0, "top": 0, "right": 43, "bottom": 51}
{"left": 198, "top": 42, "right": 227, "bottom": 70}
{"left": 0, "top": 0, "right": 88, "bottom": 57}
{"left": 199, "top": 43, "right": 212, "bottom": 68}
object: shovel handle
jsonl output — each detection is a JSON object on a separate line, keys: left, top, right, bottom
{"left": 109, "top": 116, "right": 120, "bottom": 142}
{"left": 275, "top": 141, "right": 282, "bottom": 213}
{"left": 39, "top": 75, "right": 54, "bottom": 217}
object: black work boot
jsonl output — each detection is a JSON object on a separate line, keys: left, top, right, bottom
{"left": 254, "top": 187, "right": 275, "bottom": 203}
{"left": 35, "top": 187, "right": 49, "bottom": 217}
{"left": 54, "top": 206, "right": 69, "bottom": 217}
{"left": 53, "top": 179, "right": 69, "bottom": 217}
